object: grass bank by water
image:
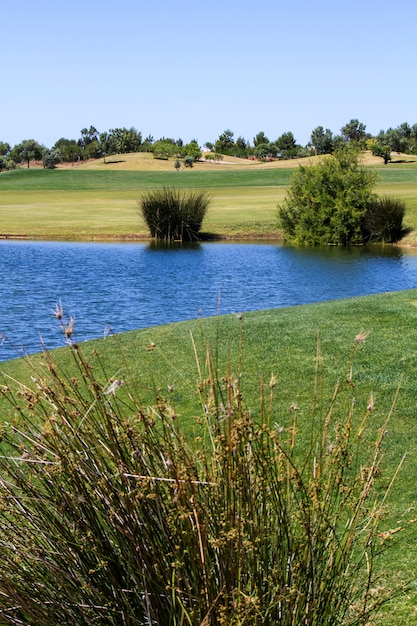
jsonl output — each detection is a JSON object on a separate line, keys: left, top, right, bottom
{"left": 1, "top": 290, "right": 417, "bottom": 622}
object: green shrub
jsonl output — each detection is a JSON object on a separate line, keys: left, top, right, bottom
{"left": 183, "top": 155, "right": 194, "bottom": 168}
{"left": 139, "top": 186, "right": 211, "bottom": 242}
{"left": 362, "top": 196, "right": 405, "bottom": 243}
{"left": 0, "top": 316, "right": 406, "bottom": 625}
{"left": 278, "top": 147, "right": 378, "bottom": 245}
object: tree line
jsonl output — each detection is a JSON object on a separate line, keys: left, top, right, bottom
{"left": 1, "top": 118, "right": 417, "bottom": 171}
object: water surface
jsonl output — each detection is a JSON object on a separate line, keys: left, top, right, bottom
{"left": 1, "top": 240, "right": 417, "bottom": 360}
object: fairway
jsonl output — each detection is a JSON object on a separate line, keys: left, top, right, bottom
{"left": 1, "top": 153, "right": 417, "bottom": 242}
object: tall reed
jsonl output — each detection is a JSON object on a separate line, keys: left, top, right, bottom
{"left": 0, "top": 314, "right": 406, "bottom": 625}
{"left": 139, "top": 186, "right": 211, "bottom": 241}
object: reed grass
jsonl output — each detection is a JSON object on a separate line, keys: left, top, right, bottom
{"left": 139, "top": 187, "right": 212, "bottom": 242}
{"left": 0, "top": 311, "right": 408, "bottom": 625}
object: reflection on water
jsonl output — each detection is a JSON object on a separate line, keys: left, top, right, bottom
{"left": 0, "top": 240, "right": 417, "bottom": 360}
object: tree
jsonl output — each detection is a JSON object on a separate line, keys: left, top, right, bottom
{"left": 0, "top": 156, "right": 16, "bottom": 172}
{"left": 151, "top": 139, "right": 178, "bottom": 160}
{"left": 278, "top": 146, "right": 378, "bottom": 245}
{"left": 42, "top": 148, "right": 62, "bottom": 169}
{"left": 182, "top": 140, "right": 202, "bottom": 161}
{"left": 214, "top": 129, "right": 235, "bottom": 155}
{"left": 253, "top": 131, "right": 270, "bottom": 147}
{"left": 340, "top": 119, "right": 367, "bottom": 146}
{"left": 183, "top": 155, "right": 194, "bottom": 168}
{"left": 0, "top": 142, "right": 10, "bottom": 156}
{"left": 234, "top": 136, "right": 249, "bottom": 158}
{"left": 79, "top": 126, "right": 99, "bottom": 147}
{"left": 410, "top": 124, "right": 417, "bottom": 153}
{"left": 310, "top": 126, "right": 334, "bottom": 155}
{"left": 371, "top": 141, "right": 391, "bottom": 165}
{"left": 11, "top": 139, "right": 44, "bottom": 168}
{"left": 381, "top": 128, "right": 408, "bottom": 154}
{"left": 106, "top": 127, "right": 142, "bottom": 154}
{"left": 53, "top": 138, "right": 81, "bottom": 163}
{"left": 275, "top": 131, "right": 299, "bottom": 159}
{"left": 254, "top": 142, "right": 274, "bottom": 160}
{"left": 78, "top": 126, "right": 101, "bottom": 160}
{"left": 142, "top": 135, "right": 154, "bottom": 152}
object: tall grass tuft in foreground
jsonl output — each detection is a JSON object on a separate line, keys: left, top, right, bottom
{"left": 139, "top": 186, "right": 212, "bottom": 241}
{"left": 0, "top": 315, "right": 406, "bottom": 625}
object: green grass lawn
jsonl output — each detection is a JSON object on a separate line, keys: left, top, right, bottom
{"left": 2, "top": 159, "right": 417, "bottom": 241}
{"left": 2, "top": 158, "right": 417, "bottom": 620}
{"left": 2, "top": 290, "right": 417, "bottom": 622}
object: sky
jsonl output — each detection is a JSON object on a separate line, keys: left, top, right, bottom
{"left": 2, "top": 0, "right": 417, "bottom": 149}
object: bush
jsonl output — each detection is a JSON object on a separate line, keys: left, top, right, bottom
{"left": 362, "top": 196, "right": 405, "bottom": 243}
{"left": 139, "top": 186, "right": 211, "bottom": 242}
{"left": 0, "top": 157, "right": 16, "bottom": 172}
{"left": 0, "top": 315, "right": 406, "bottom": 625}
{"left": 278, "top": 147, "right": 378, "bottom": 245}
{"left": 183, "top": 155, "right": 194, "bottom": 168}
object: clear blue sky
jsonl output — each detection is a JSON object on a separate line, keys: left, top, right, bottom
{"left": 2, "top": 0, "right": 417, "bottom": 149}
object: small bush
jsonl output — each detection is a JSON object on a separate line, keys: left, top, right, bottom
{"left": 183, "top": 155, "right": 194, "bottom": 168}
{"left": 362, "top": 196, "right": 405, "bottom": 243}
{"left": 0, "top": 314, "right": 406, "bottom": 625}
{"left": 139, "top": 186, "right": 211, "bottom": 242}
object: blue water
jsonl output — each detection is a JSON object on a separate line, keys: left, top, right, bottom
{"left": 1, "top": 240, "right": 417, "bottom": 360}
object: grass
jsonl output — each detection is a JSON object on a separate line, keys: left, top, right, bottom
{"left": 0, "top": 168, "right": 293, "bottom": 190}
{"left": 1, "top": 153, "right": 417, "bottom": 241}
{"left": 1, "top": 291, "right": 417, "bottom": 623}
{"left": 2, "top": 154, "right": 417, "bottom": 621}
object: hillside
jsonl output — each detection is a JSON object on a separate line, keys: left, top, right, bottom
{"left": 59, "top": 150, "right": 415, "bottom": 172}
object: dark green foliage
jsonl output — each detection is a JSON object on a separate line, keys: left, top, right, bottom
{"left": 182, "top": 140, "right": 202, "bottom": 161}
{"left": 53, "top": 137, "right": 81, "bottom": 162}
{"left": 11, "top": 139, "right": 44, "bottom": 168}
{"left": 340, "top": 118, "right": 368, "bottom": 147}
{"left": 139, "top": 186, "right": 211, "bottom": 241}
{"left": 0, "top": 156, "right": 16, "bottom": 172}
{"left": 275, "top": 130, "right": 299, "bottom": 159}
{"left": 362, "top": 196, "right": 405, "bottom": 243}
{"left": 42, "top": 148, "right": 62, "bottom": 169}
{"left": 278, "top": 147, "right": 379, "bottom": 245}
{"left": 0, "top": 320, "right": 403, "bottom": 625}
{"left": 310, "top": 126, "right": 334, "bottom": 155}
{"left": 183, "top": 155, "right": 194, "bottom": 168}
{"left": 371, "top": 141, "right": 392, "bottom": 165}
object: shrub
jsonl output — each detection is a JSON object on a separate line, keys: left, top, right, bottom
{"left": 0, "top": 157, "right": 16, "bottom": 172}
{"left": 183, "top": 155, "right": 194, "bottom": 168}
{"left": 362, "top": 196, "right": 405, "bottom": 243}
{"left": 278, "top": 147, "right": 378, "bottom": 245}
{"left": 139, "top": 186, "right": 211, "bottom": 242}
{"left": 204, "top": 153, "right": 223, "bottom": 162}
{"left": 0, "top": 315, "right": 406, "bottom": 625}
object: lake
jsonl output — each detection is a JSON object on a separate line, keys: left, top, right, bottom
{"left": 1, "top": 239, "right": 417, "bottom": 361}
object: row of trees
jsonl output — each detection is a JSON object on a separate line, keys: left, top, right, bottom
{"left": 2, "top": 119, "right": 417, "bottom": 171}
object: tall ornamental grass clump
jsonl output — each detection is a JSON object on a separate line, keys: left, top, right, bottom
{"left": 0, "top": 315, "right": 406, "bottom": 625}
{"left": 362, "top": 195, "right": 405, "bottom": 243}
{"left": 139, "top": 186, "right": 211, "bottom": 241}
